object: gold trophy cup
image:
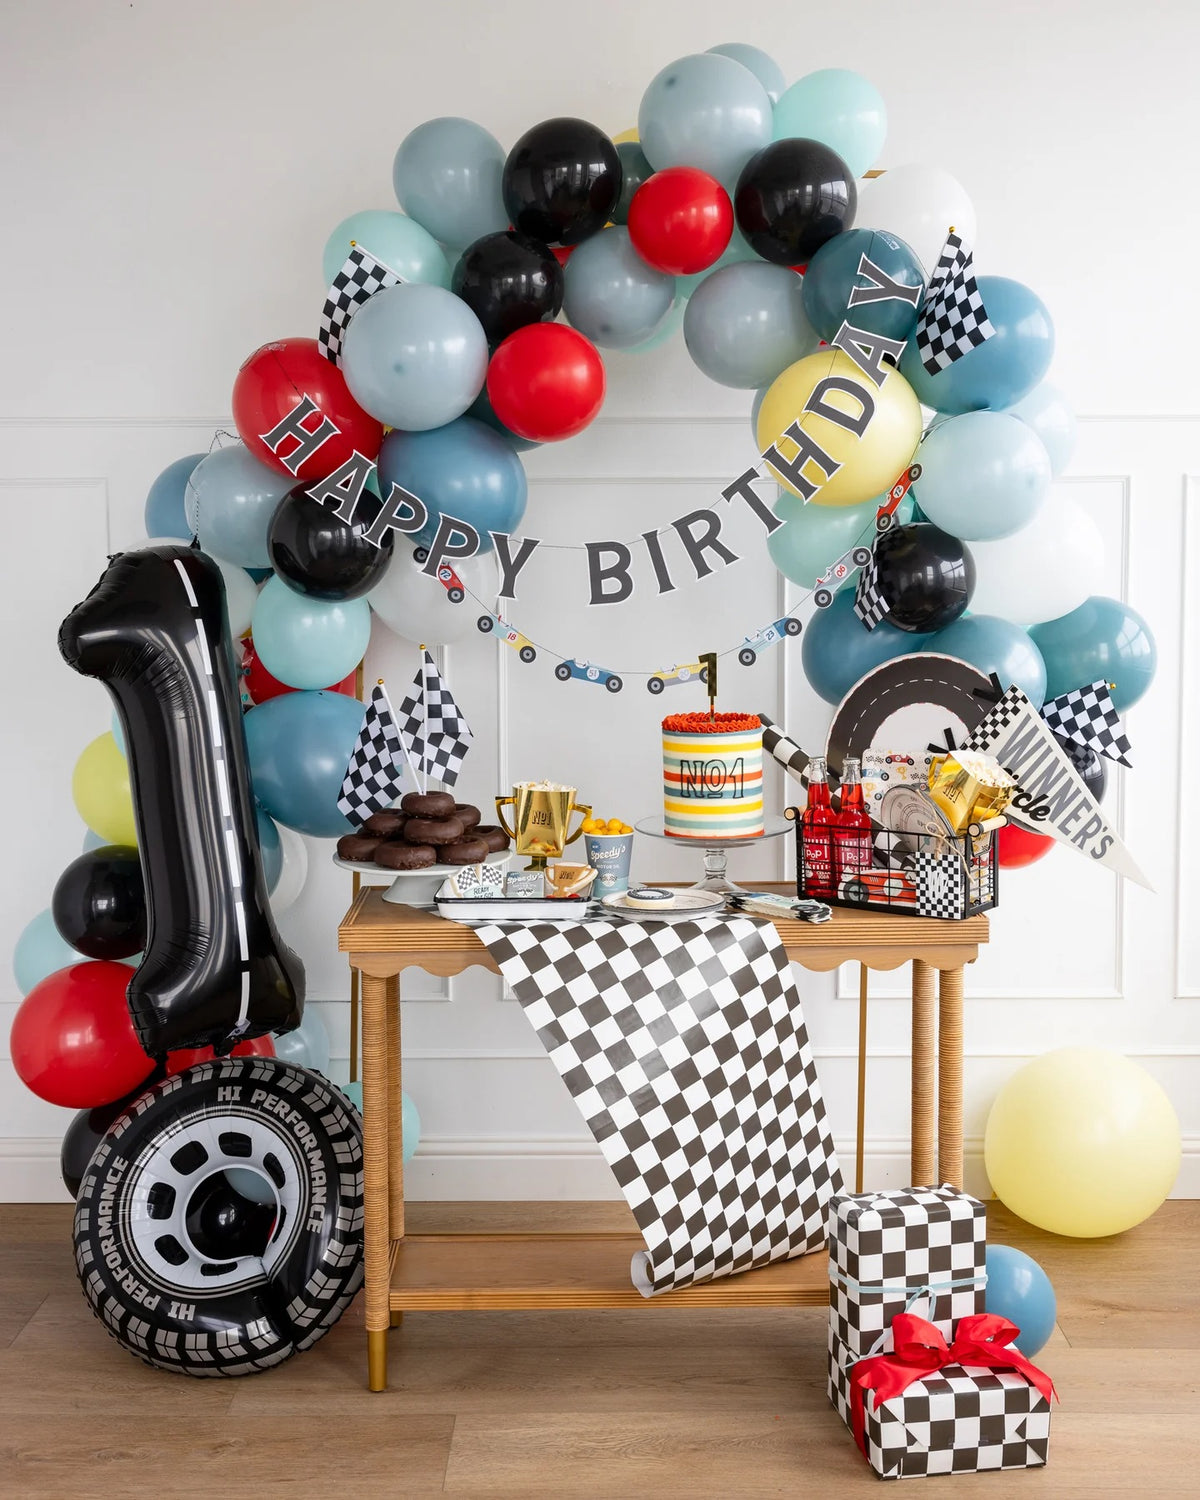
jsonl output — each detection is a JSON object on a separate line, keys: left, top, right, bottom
{"left": 495, "top": 782, "right": 591, "bottom": 872}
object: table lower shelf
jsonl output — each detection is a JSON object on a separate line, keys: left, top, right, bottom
{"left": 387, "top": 1231, "right": 829, "bottom": 1311}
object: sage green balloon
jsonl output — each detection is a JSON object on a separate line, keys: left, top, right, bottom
{"left": 683, "top": 261, "right": 819, "bottom": 389}
{"left": 563, "top": 228, "right": 675, "bottom": 350}
{"left": 767, "top": 489, "right": 914, "bottom": 586}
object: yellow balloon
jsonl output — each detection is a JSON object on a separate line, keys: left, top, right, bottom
{"left": 755, "top": 348, "right": 922, "bottom": 508}
{"left": 72, "top": 732, "right": 136, "bottom": 846}
{"left": 612, "top": 126, "right": 639, "bottom": 144}
{"left": 984, "top": 1048, "right": 1180, "bottom": 1238}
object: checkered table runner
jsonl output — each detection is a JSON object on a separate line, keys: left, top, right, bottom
{"left": 474, "top": 915, "right": 843, "bottom": 1295}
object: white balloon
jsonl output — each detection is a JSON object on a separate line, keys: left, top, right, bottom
{"left": 967, "top": 495, "right": 1105, "bottom": 625}
{"left": 368, "top": 544, "right": 495, "bottom": 645}
{"left": 269, "top": 823, "right": 309, "bottom": 914}
{"left": 856, "top": 164, "right": 977, "bottom": 276}
{"left": 1008, "top": 382, "right": 1077, "bottom": 477}
{"left": 144, "top": 536, "right": 255, "bottom": 637}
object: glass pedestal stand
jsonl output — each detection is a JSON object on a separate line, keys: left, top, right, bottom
{"left": 634, "top": 816, "right": 792, "bottom": 895}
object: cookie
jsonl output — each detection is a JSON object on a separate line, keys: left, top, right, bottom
{"left": 375, "top": 842, "right": 436, "bottom": 870}
{"left": 474, "top": 824, "right": 511, "bottom": 853}
{"left": 336, "top": 834, "right": 382, "bottom": 862}
{"left": 404, "top": 815, "right": 465, "bottom": 846}
{"left": 453, "top": 802, "right": 482, "bottom": 832}
{"left": 441, "top": 836, "right": 490, "bottom": 865}
{"left": 401, "top": 790, "right": 456, "bottom": 819}
{"left": 625, "top": 887, "right": 676, "bottom": 909}
{"left": 363, "top": 810, "right": 408, "bottom": 838}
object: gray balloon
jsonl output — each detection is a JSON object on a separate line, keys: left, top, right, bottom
{"left": 393, "top": 116, "right": 509, "bottom": 250}
{"left": 684, "top": 262, "right": 820, "bottom": 389}
{"left": 341, "top": 282, "right": 488, "bottom": 431}
{"left": 562, "top": 228, "right": 676, "bottom": 350}
{"left": 706, "top": 43, "right": 787, "bottom": 104}
{"left": 638, "top": 53, "right": 772, "bottom": 188}
{"left": 186, "top": 444, "right": 295, "bottom": 568}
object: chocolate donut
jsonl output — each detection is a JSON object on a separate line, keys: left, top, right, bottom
{"left": 404, "top": 815, "right": 465, "bottom": 846}
{"left": 375, "top": 842, "right": 436, "bottom": 870}
{"left": 363, "top": 810, "right": 408, "bottom": 838}
{"left": 401, "top": 790, "right": 456, "bottom": 819}
{"left": 473, "top": 824, "right": 511, "bottom": 853}
{"left": 442, "top": 836, "right": 490, "bottom": 865}
{"left": 453, "top": 802, "right": 481, "bottom": 832}
{"left": 337, "top": 834, "right": 382, "bottom": 862}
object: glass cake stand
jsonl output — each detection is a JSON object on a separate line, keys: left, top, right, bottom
{"left": 634, "top": 816, "right": 792, "bottom": 895}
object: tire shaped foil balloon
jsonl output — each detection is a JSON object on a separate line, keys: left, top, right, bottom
{"left": 58, "top": 546, "right": 304, "bottom": 1055}
{"left": 71, "top": 1057, "right": 363, "bottom": 1375}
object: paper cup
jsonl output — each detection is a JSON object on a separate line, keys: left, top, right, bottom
{"left": 584, "top": 832, "right": 634, "bottom": 896}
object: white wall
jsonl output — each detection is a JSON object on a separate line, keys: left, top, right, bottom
{"left": 2, "top": 0, "right": 1198, "bottom": 1201}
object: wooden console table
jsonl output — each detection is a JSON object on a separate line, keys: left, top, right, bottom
{"left": 338, "top": 886, "right": 988, "bottom": 1391}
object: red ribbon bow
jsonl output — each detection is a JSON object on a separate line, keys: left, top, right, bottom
{"left": 849, "top": 1312, "right": 1057, "bottom": 1459}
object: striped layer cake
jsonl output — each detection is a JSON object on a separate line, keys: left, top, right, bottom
{"left": 662, "top": 713, "right": 764, "bottom": 839}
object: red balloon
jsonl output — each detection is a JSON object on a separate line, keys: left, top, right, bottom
{"left": 242, "top": 638, "right": 357, "bottom": 704}
{"left": 11, "top": 962, "right": 154, "bottom": 1108}
{"left": 165, "top": 1034, "right": 275, "bottom": 1076}
{"left": 997, "top": 823, "right": 1055, "bottom": 868}
{"left": 487, "top": 324, "right": 605, "bottom": 443}
{"left": 551, "top": 245, "right": 575, "bottom": 267}
{"left": 232, "top": 338, "right": 383, "bottom": 482}
{"left": 628, "top": 167, "right": 734, "bottom": 275}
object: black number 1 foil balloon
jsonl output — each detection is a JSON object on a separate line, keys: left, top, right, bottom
{"left": 59, "top": 546, "right": 303, "bottom": 1055}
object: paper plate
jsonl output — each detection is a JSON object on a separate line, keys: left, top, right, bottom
{"left": 601, "top": 889, "right": 726, "bottom": 920}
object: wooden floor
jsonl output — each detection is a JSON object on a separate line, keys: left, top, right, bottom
{"left": 2, "top": 1200, "right": 1198, "bottom": 1497}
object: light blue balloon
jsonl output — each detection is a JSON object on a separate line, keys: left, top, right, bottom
{"left": 1029, "top": 596, "right": 1156, "bottom": 711}
{"left": 768, "top": 489, "right": 914, "bottom": 586}
{"left": 562, "top": 228, "right": 675, "bottom": 350}
{"left": 639, "top": 53, "right": 772, "bottom": 188}
{"left": 82, "top": 829, "right": 107, "bottom": 852}
{"left": 684, "top": 261, "right": 820, "bottom": 389}
{"left": 13, "top": 908, "right": 82, "bottom": 995}
{"left": 401, "top": 1090, "right": 421, "bottom": 1163}
{"left": 931, "top": 614, "right": 1047, "bottom": 703}
{"left": 110, "top": 709, "right": 125, "bottom": 756}
{"left": 1008, "top": 381, "right": 1076, "bottom": 477}
{"left": 750, "top": 385, "right": 768, "bottom": 445}
{"left": 707, "top": 42, "right": 787, "bottom": 103}
{"left": 900, "top": 276, "right": 1055, "bottom": 414}
{"left": 914, "top": 412, "right": 1051, "bottom": 542}
{"left": 272, "top": 1011, "right": 332, "bottom": 1075}
{"left": 185, "top": 443, "right": 294, "bottom": 568}
{"left": 801, "top": 227, "right": 924, "bottom": 344}
{"left": 144, "top": 453, "right": 204, "bottom": 539}
{"left": 626, "top": 296, "right": 686, "bottom": 353}
{"left": 245, "top": 689, "right": 365, "bottom": 838}
{"left": 676, "top": 226, "right": 759, "bottom": 300}
{"left": 377, "top": 417, "right": 527, "bottom": 555}
{"left": 251, "top": 577, "right": 371, "bottom": 692}
{"left": 321, "top": 209, "right": 449, "bottom": 289}
{"left": 802, "top": 589, "right": 928, "bottom": 705}
{"left": 392, "top": 117, "right": 508, "bottom": 250}
{"left": 772, "top": 68, "right": 887, "bottom": 178}
{"left": 341, "top": 282, "right": 488, "bottom": 431}
{"left": 255, "top": 806, "right": 283, "bottom": 893}
{"left": 985, "top": 1244, "right": 1056, "bottom": 1358}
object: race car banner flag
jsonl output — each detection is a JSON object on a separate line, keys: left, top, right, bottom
{"left": 853, "top": 547, "right": 890, "bottom": 631}
{"left": 1041, "top": 679, "right": 1133, "bottom": 768}
{"left": 319, "top": 243, "right": 403, "bottom": 366}
{"left": 914, "top": 232, "right": 995, "bottom": 375}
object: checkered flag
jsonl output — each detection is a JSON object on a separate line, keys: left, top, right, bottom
{"left": 394, "top": 649, "right": 473, "bottom": 788}
{"left": 337, "top": 682, "right": 411, "bottom": 826}
{"left": 915, "top": 232, "right": 995, "bottom": 375}
{"left": 853, "top": 548, "right": 890, "bottom": 630}
{"left": 318, "top": 243, "right": 402, "bottom": 365}
{"left": 1041, "top": 679, "right": 1132, "bottom": 768}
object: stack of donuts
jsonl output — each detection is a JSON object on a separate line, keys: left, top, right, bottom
{"left": 336, "top": 791, "right": 510, "bottom": 868}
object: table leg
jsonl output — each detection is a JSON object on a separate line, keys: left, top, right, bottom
{"left": 937, "top": 966, "right": 965, "bottom": 1189}
{"left": 361, "top": 969, "right": 391, "bottom": 1392}
{"left": 910, "top": 960, "right": 936, "bottom": 1187}
{"left": 385, "top": 973, "right": 405, "bottom": 1329}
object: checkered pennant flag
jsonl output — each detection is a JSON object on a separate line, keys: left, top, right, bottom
{"left": 394, "top": 649, "right": 473, "bottom": 788}
{"left": 337, "top": 682, "right": 411, "bottom": 825}
{"left": 758, "top": 713, "right": 810, "bottom": 785}
{"left": 1041, "top": 678, "right": 1132, "bottom": 768}
{"left": 318, "top": 243, "right": 402, "bottom": 365}
{"left": 853, "top": 547, "right": 890, "bottom": 631}
{"left": 915, "top": 232, "right": 995, "bottom": 375}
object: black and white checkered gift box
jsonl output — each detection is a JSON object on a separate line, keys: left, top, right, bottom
{"left": 475, "top": 915, "right": 843, "bottom": 1295}
{"left": 1041, "top": 678, "right": 1132, "bottom": 768}
{"left": 319, "top": 243, "right": 402, "bottom": 365}
{"left": 914, "top": 849, "right": 968, "bottom": 920}
{"left": 853, "top": 552, "right": 890, "bottom": 631}
{"left": 915, "top": 232, "right": 995, "bottom": 375}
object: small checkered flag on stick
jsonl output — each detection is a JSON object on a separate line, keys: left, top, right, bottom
{"left": 319, "top": 243, "right": 403, "bottom": 365}
{"left": 337, "top": 682, "right": 414, "bottom": 825}
{"left": 1041, "top": 678, "right": 1133, "bottom": 768}
{"left": 915, "top": 231, "right": 995, "bottom": 375}
{"left": 394, "top": 649, "right": 474, "bottom": 789}
{"left": 853, "top": 546, "right": 890, "bottom": 631}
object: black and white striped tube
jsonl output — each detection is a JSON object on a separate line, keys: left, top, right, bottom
{"left": 758, "top": 714, "right": 811, "bottom": 785}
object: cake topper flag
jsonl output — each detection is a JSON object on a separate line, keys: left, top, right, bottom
{"left": 338, "top": 681, "right": 412, "bottom": 826}
{"left": 318, "top": 243, "right": 403, "bottom": 366}
{"left": 1040, "top": 679, "right": 1133, "bottom": 768}
{"left": 915, "top": 231, "right": 995, "bottom": 374}
{"left": 395, "top": 649, "right": 473, "bottom": 790}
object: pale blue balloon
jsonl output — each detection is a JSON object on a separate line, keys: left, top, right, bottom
{"left": 931, "top": 614, "right": 1047, "bottom": 703}
{"left": 676, "top": 226, "right": 759, "bottom": 300}
{"left": 245, "top": 690, "right": 365, "bottom": 837}
{"left": 772, "top": 68, "right": 887, "bottom": 178}
{"left": 1008, "top": 381, "right": 1077, "bottom": 477}
{"left": 802, "top": 589, "right": 928, "bottom": 705}
{"left": 985, "top": 1244, "right": 1056, "bottom": 1358}
{"left": 914, "top": 412, "right": 1051, "bottom": 542}
{"left": 377, "top": 417, "right": 527, "bottom": 555}
{"left": 251, "top": 577, "right": 371, "bottom": 691}
{"left": 256, "top": 806, "right": 283, "bottom": 892}
{"left": 321, "top": 209, "right": 449, "bottom": 289}
{"left": 1029, "top": 596, "right": 1156, "bottom": 711}
{"left": 341, "top": 283, "right": 488, "bottom": 431}
{"left": 392, "top": 117, "right": 508, "bottom": 250}
{"left": 185, "top": 443, "right": 294, "bottom": 568}
{"left": 751, "top": 385, "right": 768, "bottom": 445}
{"left": 272, "top": 1011, "right": 332, "bottom": 1075}
{"left": 144, "top": 453, "right": 204, "bottom": 539}
{"left": 13, "top": 908, "right": 81, "bottom": 995}
{"left": 626, "top": 296, "right": 686, "bottom": 353}
{"left": 684, "top": 261, "right": 820, "bottom": 389}
{"left": 82, "top": 829, "right": 107, "bottom": 852}
{"left": 110, "top": 709, "right": 125, "bottom": 756}
{"left": 707, "top": 42, "right": 787, "bottom": 103}
{"left": 768, "top": 488, "right": 914, "bottom": 586}
{"left": 639, "top": 53, "right": 772, "bottom": 188}
{"left": 562, "top": 228, "right": 675, "bottom": 350}
{"left": 401, "top": 1090, "right": 421, "bottom": 1163}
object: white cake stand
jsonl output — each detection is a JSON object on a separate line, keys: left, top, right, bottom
{"left": 333, "top": 850, "right": 512, "bottom": 907}
{"left": 634, "top": 816, "right": 792, "bottom": 895}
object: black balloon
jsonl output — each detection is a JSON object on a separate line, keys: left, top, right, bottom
{"left": 52, "top": 845, "right": 145, "bottom": 960}
{"left": 502, "top": 117, "right": 622, "bottom": 246}
{"left": 59, "top": 546, "right": 304, "bottom": 1055}
{"left": 60, "top": 1073, "right": 161, "bottom": 1197}
{"left": 735, "top": 138, "right": 856, "bottom": 265}
{"left": 612, "top": 140, "right": 654, "bottom": 225}
{"left": 451, "top": 230, "right": 563, "bottom": 345}
{"left": 1054, "top": 733, "right": 1109, "bottom": 804}
{"left": 871, "top": 523, "right": 975, "bottom": 633}
{"left": 268, "top": 484, "right": 392, "bottom": 600}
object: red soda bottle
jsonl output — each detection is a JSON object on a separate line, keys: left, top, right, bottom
{"left": 801, "top": 756, "right": 836, "bottom": 899}
{"left": 834, "top": 756, "right": 873, "bottom": 883}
